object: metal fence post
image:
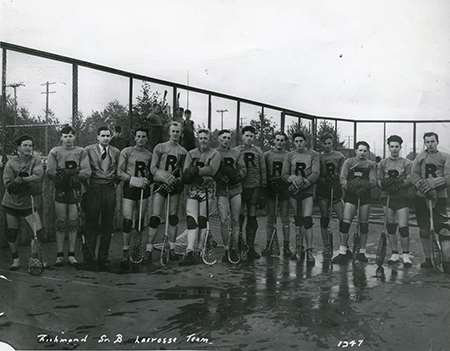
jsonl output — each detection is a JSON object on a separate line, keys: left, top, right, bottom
{"left": 281, "top": 111, "right": 285, "bottom": 133}
{"left": 236, "top": 100, "right": 240, "bottom": 144}
{"left": 207, "top": 94, "right": 211, "bottom": 130}
{"left": 128, "top": 77, "right": 133, "bottom": 131}
{"left": 72, "top": 64, "right": 78, "bottom": 127}
{"left": 413, "top": 122, "right": 417, "bottom": 156}
{"left": 383, "top": 122, "right": 386, "bottom": 158}
{"left": 353, "top": 121, "right": 357, "bottom": 149}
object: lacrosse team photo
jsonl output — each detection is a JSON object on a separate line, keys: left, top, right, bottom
{"left": 0, "top": 1, "right": 449, "bottom": 350}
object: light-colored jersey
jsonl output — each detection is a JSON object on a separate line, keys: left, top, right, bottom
{"left": 378, "top": 156, "right": 412, "bottom": 198}
{"left": 341, "top": 157, "right": 376, "bottom": 185}
{"left": 118, "top": 146, "right": 152, "bottom": 181}
{"left": 282, "top": 149, "right": 320, "bottom": 184}
{"left": 264, "top": 149, "right": 288, "bottom": 181}
{"left": 410, "top": 150, "right": 450, "bottom": 198}
{"left": 234, "top": 144, "right": 267, "bottom": 188}
{"left": 151, "top": 141, "right": 187, "bottom": 178}
{"left": 47, "top": 146, "right": 91, "bottom": 180}
{"left": 184, "top": 147, "right": 221, "bottom": 177}
{"left": 2, "top": 155, "right": 43, "bottom": 209}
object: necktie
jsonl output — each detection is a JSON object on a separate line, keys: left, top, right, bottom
{"left": 101, "top": 147, "right": 107, "bottom": 160}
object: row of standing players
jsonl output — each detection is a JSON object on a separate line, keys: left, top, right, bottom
{"left": 2, "top": 123, "right": 449, "bottom": 271}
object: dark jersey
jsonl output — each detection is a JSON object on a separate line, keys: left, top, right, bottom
{"left": 341, "top": 157, "right": 376, "bottom": 186}
{"left": 410, "top": 150, "right": 450, "bottom": 198}
{"left": 234, "top": 144, "right": 267, "bottom": 188}
{"left": 264, "top": 149, "right": 288, "bottom": 181}
{"left": 282, "top": 149, "right": 320, "bottom": 182}
{"left": 47, "top": 146, "right": 91, "bottom": 181}
{"left": 378, "top": 157, "right": 412, "bottom": 199}
{"left": 118, "top": 146, "right": 152, "bottom": 181}
{"left": 319, "top": 151, "right": 345, "bottom": 182}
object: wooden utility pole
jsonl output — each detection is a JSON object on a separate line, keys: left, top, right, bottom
{"left": 40, "top": 81, "right": 56, "bottom": 154}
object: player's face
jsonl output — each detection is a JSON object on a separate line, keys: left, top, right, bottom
{"left": 198, "top": 132, "right": 209, "bottom": 148}
{"left": 219, "top": 132, "right": 232, "bottom": 148}
{"left": 356, "top": 145, "right": 369, "bottom": 159}
{"left": 242, "top": 131, "right": 255, "bottom": 146}
{"left": 169, "top": 125, "right": 182, "bottom": 142}
{"left": 61, "top": 133, "right": 75, "bottom": 147}
{"left": 274, "top": 135, "right": 286, "bottom": 150}
{"left": 97, "top": 130, "right": 111, "bottom": 147}
{"left": 322, "top": 138, "right": 333, "bottom": 153}
{"left": 388, "top": 141, "right": 401, "bottom": 157}
{"left": 424, "top": 136, "right": 438, "bottom": 152}
{"left": 294, "top": 136, "right": 306, "bottom": 151}
{"left": 135, "top": 131, "right": 148, "bottom": 147}
{"left": 18, "top": 140, "right": 33, "bottom": 156}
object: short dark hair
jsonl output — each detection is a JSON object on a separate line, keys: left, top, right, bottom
{"left": 134, "top": 127, "right": 148, "bottom": 136}
{"left": 320, "top": 134, "right": 334, "bottom": 142}
{"left": 423, "top": 132, "right": 438, "bottom": 143}
{"left": 15, "top": 135, "right": 33, "bottom": 146}
{"left": 97, "top": 126, "right": 110, "bottom": 135}
{"left": 114, "top": 126, "right": 122, "bottom": 133}
{"left": 185, "top": 109, "right": 191, "bottom": 115}
{"left": 218, "top": 129, "right": 231, "bottom": 136}
{"left": 292, "top": 132, "right": 306, "bottom": 141}
{"left": 356, "top": 141, "right": 370, "bottom": 150}
{"left": 387, "top": 135, "right": 403, "bottom": 145}
{"left": 242, "top": 126, "right": 256, "bottom": 135}
{"left": 274, "top": 132, "right": 287, "bottom": 140}
{"left": 60, "top": 125, "right": 76, "bottom": 135}
{"left": 197, "top": 128, "right": 210, "bottom": 135}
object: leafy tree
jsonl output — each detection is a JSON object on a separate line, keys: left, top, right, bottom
{"left": 248, "top": 111, "right": 277, "bottom": 151}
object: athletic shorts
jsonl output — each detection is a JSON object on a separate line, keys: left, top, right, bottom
{"left": 242, "top": 187, "right": 259, "bottom": 205}
{"left": 290, "top": 187, "right": 314, "bottom": 201}
{"left": 381, "top": 194, "right": 410, "bottom": 211}
{"left": 343, "top": 189, "right": 371, "bottom": 206}
{"left": 216, "top": 183, "right": 242, "bottom": 198}
{"left": 2, "top": 205, "right": 32, "bottom": 218}
{"left": 414, "top": 196, "right": 447, "bottom": 233}
{"left": 123, "top": 183, "right": 151, "bottom": 201}
{"left": 187, "top": 183, "right": 214, "bottom": 202}
{"left": 54, "top": 188, "right": 78, "bottom": 204}
{"left": 317, "top": 183, "right": 342, "bottom": 201}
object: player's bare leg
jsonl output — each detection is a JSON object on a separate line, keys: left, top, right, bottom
{"left": 168, "top": 193, "right": 182, "bottom": 260}
{"left": 146, "top": 193, "right": 165, "bottom": 262}
{"left": 332, "top": 202, "right": 356, "bottom": 264}
{"left": 230, "top": 194, "right": 242, "bottom": 261}
{"left": 121, "top": 198, "right": 135, "bottom": 267}
{"left": 280, "top": 199, "right": 292, "bottom": 258}
{"left": 302, "top": 196, "right": 315, "bottom": 266}
{"left": 181, "top": 198, "right": 199, "bottom": 265}
{"left": 356, "top": 204, "right": 370, "bottom": 262}
{"left": 397, "top": 207, "right": 411, "bottom": 266}
{"left": 5, "top": 214, "right": 21, "bottom": 270}
{"left": 217, "top": 196, "right": 231, "bottom": 261}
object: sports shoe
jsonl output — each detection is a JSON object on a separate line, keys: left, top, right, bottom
{"left": 332, "top": 253, "right": 349, "bottom": 265}
{"left": 9, "top": 258, "right": 20, "bottom": 271}
{"left": 420, "top": 259, "right": 433, "bottom": 269}
{"left": 247, "top": 248, "right": 261, "bottom": 260}
{"left": 229, "top": 249, "right": 240, "bottom": 262}
{"left": 180, "top": 251, "right": 196, "bottom": 266}
{"left": 68, "top": 256, "right": 79, "bottom": 266}
{"left": 388, "top": 253, "right": 400, "bottom": 264}
{"left": 169, "top": 249, "right": 180, "bottom": 261}
{"left": 355, "top": 253, "right": 368, "bottom": 263}
{"left": 54, "top": 256, "right": 65, "bottom": 267}
{"left": 402, "top": 253, "right": 412, "bottom": 267}
{"left": 306, "top": 250, "right": 315, "bottom": 267}
{"left": 283, "top": 247, "right": 294, "bottom": 258}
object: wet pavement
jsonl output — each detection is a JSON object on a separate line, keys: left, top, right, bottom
{"left": 0, "top": 219, "right": 449, "bottom": 351}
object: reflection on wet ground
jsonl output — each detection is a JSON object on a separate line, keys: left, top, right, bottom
{"left": 0, "top": 222, "right": 449, "bottom": 350}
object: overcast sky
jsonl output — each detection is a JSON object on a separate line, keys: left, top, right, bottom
{"left": 1, "top": 0, "right": 449, "bottom": 154}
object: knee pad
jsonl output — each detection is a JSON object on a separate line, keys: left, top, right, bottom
{"left": 419, "top": 228, "right": 430, "bottom": 239}
{"left": 304, "top": 216, "right": 313, "bottom": 229}
{"left": 360, "top": 222, "right": 369, "bottom": 234}
{"left": 387, "top": 223, "right": 398, "bottom": 235}
{"left": 6, "top": 228, "right": 18, "bottom": 243}
{"left": 55, "top": 219, "right": 66, "bottom": 232}
{"left": 399, "top": 226, "right": 409, "bottom": 238}
{"left": 320, "top": 217, "right": 330, "bottom": 228}
{"left": 67, "top": 219, "right": 79, "bottom": 232}
{"left": 198, "top": 216, "right": 207, "bottom": 229}
{"left": 186, "top": 215, "right": 198, "bottom": 230}
{"left": 149, "top": 216, "right": 161, "bottom": 229}
{"left": 169, "top": 215, "right": 179, "bottom": 226}
{"left": 339, "top": 220, "right": 350, "bottom": 234}
{"left": 295, "top": 216, "right": 304, "bottom": 227}
{"left": 123, "top": 218, "right": 133, "bottom": 233}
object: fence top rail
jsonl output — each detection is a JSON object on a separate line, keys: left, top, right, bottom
{"left": 2, "top": 41, "right": 450, "bottom": 125}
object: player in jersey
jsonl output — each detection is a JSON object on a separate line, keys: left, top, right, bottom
{"left": 180, "top": 129, "right": 221, "bottom": 265}
{"left": 234, "top": 126, "right": 267, "bottom": 259}
{"left": 2, "top": 135, "right": 44, "bottom": 270}
{"left": 146, "top": 121, "right": 188, "bottom": 262}
{"left": 410, "top": 132, "right": 450, "bottom": 269}
{"left": 47, "top": 125, "right": 91, "bottom": 266}
{"left": 262, "top": 132, "right": 292, "bottom": 258}
{"left": 332, "top": 141, "right": 376, "bottom": 265}
{"left": 377, "top": 135, "right": 413, "bottom": 267}
{"left": 117, "top": 128, "right": 152, "bottom": 269}
{"left": 317, "top": 134, "right": 345, "bottom": 260}
{"left": 215, "top": 129, "right": 247, "bottom": 263}
{"left": 84, "top": 126, "right": 121, "bottom": 271}
{"left": 282, "top": 132, "right": 320, "bottom": 266}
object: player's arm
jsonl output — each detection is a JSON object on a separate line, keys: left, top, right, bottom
{"left": 376, "top": 160, "right": 385, "bottom": 188}
{"left": 118, "top": 149, "right": 132, "bottom": 182}
{"left": 304, "top": 151, "right": 320, "bottom": 187}
{"left": 410, "top": 154, "right": 432, "bottom": 194}
{"left": 340, "top": 159, "right": 350, "bottom": 190}
{"left": 78, "top": 149, "right": 92, "bottom": 180}
{"left": 22, "top": 157, "right": 44, "bottom": 183}
{"left": 237, "top": 151, "right": 247, "bottom": 180}
{"left": 259, "top": 150, "right": 267, "bottom": 187}
{"left": 2, "top": 160, "right": 15, "bottom": 187}
{"left": 199, "top": 151, "right": 221, "bottom": 177}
